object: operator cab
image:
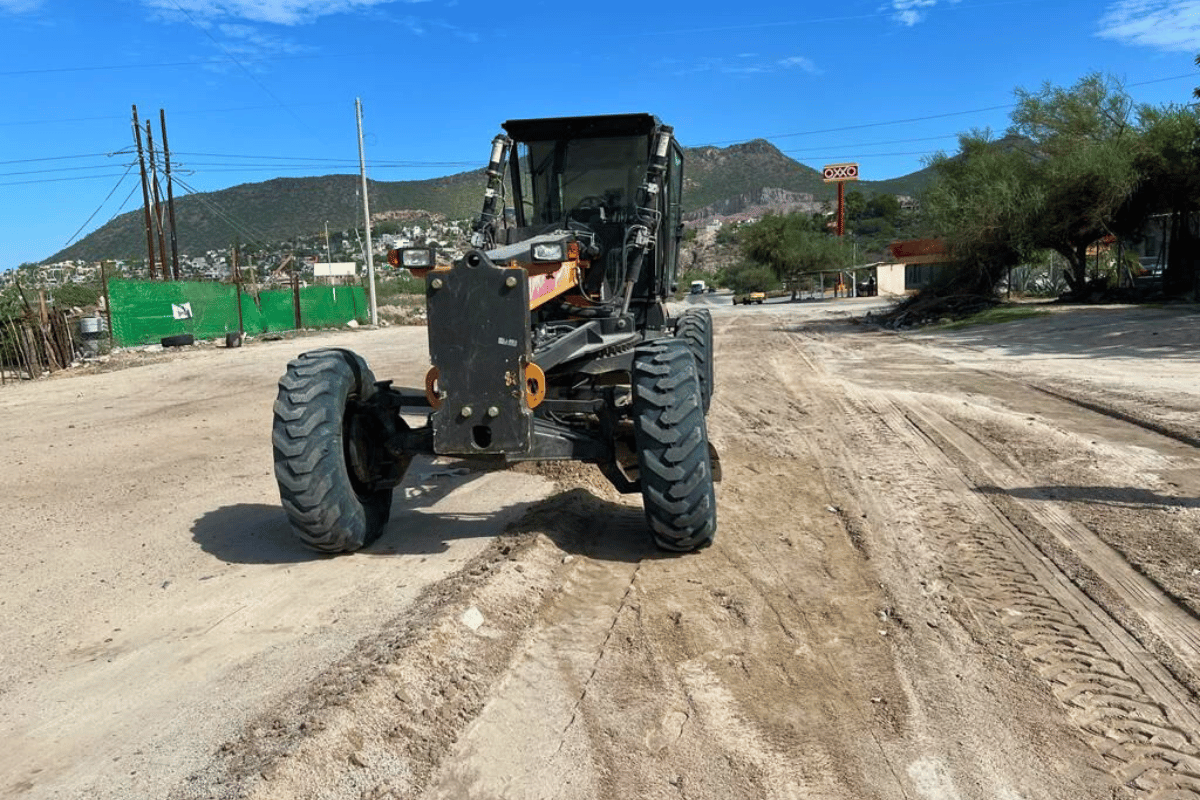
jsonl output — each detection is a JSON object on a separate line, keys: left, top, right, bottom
{"left": 492, "top": 114, "right": 685, "bottom": 325}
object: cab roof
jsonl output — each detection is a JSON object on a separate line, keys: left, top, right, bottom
{"left": 501, "top": 113, "right": 661, "bottom": 143}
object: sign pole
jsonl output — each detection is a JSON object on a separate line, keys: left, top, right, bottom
{"left": 822, "top": 162, "right": 860, "bottom": 240}
{"left": 837, "top": 181, "right": 846, "bottom": 237}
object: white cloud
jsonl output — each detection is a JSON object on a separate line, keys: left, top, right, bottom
{"left": 886, "top": 0, "right": 958, "bottom": 26}
{"left": 217, "top": 23, "right": 307, "bottom": 55}
{"left": 140, "top": 0, "right": 413, "bottom": 26}
{"left": 0, "top": 0, "right": 44, "bottom": 12}
{"left": 780, "top": 56, "right": 821, "bottom": 74}
{"left": 1097, "top": 0, "right": 1200, "bottom": 52}
{"left": 658, "top": 54, "right": 823, "bottom": 77}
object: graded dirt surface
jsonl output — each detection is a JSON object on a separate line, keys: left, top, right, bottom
{"left": 3, "top": 298, "right": 1200, "bottom": 800}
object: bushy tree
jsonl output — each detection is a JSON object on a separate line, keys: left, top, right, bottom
{"left": 52, "top": 282, "right": 101, "bottom": 308}
{"left": 1122, "top": 104, "right": 1200, "bottom": 294}
{"left": 865, "top": 193, "right": 901, "bottom": 221}
{"left": 922, "top": 134, "right": 1042, "bottom": 293}
{"left": 718, "top": 261, "right": 778, "bottom": 294}
{"left": 1009, "top": 73, "right": 1141, "bottom": 293}
{"left": 843, "top": 190, "right": 867, "bottom": 222}
{"left": 923, "top": 74, "right": 1142, "bottom": 297}
{"left": 740, "top": 212, "right": 850, "bottom": 297}
{"left": 0, "top": 286, "right": 22, "bottom": 318}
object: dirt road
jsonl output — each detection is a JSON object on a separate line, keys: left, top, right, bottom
{"left": 3, "top": 300, "right": 1200, "bottom": 800}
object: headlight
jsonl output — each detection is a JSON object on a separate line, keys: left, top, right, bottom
{"left": 387, "top": 248, "right": 434, "bottom": 269}
{"left": 400, "top": 247, "right": 434, "bottom": 268}
{"left": 531, "top": 242, "right": 565, "bottom": 262}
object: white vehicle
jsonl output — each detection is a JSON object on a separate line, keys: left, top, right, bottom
{"left": 690, "top": 280, "right": 707, "bottom": 295}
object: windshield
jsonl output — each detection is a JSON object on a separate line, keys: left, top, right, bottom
{"left": 517, "top": 136, "right": 646, "bottom": 226}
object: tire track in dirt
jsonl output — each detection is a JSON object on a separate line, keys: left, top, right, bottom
{"left": 676, "top": 315, "right": 1102, "bottom": 799}
{"left": 900, "top": 399, "right": 1200, "bottom": 685}
{"left": 420, "top": 508, "right": 650, "bottom": 799}
{"left": 420, "top": 315, "right": 913, "bottom": 800}
{"left": 784, "top": 327, "right": 1200, "bottom": 799}
{"left": 1021, "top": 381, "right": 1200, "bottom": 451}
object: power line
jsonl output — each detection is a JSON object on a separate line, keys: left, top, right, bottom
{"left": 0, "top": 161, "right": 137, "bottom": 178}
{"left": 701, "top": 104, "right": 1016, "bottom": 146}
{"left": 170, "top": 174, "right": 275, "bottom": 248}
{"left": 165, "top": 0, "right": 308, "bottom": 128}
{"left": 62, "top": 163, "right": 137, "bottom": 247}
{"left": 786, "top": 151, "right": 943, "bottom": 161}
{"left": 0, "top": 102, "right": 335, "bottom": 128}
{"left": 781, "top": 134, "right": 959, "bottom": 153}
{"left": 0, "top": 172, "right": 136, "bottom": 187}
{"left": 701, "top": 72, "right": 1199, "bottom": 147}
{"left": 0, "top": 53, "right": 351, "bottom": 77}
{"left": 171, "top": 151, "right": 477, "bottom": 168}
{"left": 0, "top": 150, "right": 132, "bottom": 165}
{"left": 168, "top": 165, "right": 476, "bottom": 174}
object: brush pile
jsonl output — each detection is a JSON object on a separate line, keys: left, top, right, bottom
{"left": 866, "top": 293, "right": 1000, "bottom": 329}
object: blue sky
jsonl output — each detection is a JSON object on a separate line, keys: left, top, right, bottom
{"left": 2, "top": 0, "right": 1198, "bottom": 267}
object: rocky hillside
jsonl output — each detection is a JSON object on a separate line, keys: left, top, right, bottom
{"left": 46, "top": 139, "right": 921, "bottom": 264}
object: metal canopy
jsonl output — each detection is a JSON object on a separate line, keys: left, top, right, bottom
{"left": 502, "top": 113, "right": 660, "bottom": 142}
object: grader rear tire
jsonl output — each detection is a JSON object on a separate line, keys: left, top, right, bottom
{"left": 272, "top": 349, "right": 393, "bottom": 553}
{"left": 631, "top": 339, "right": 717, "bottom": 552}
{"left": 675, "top": 308, "right": 713, "bottom": 412}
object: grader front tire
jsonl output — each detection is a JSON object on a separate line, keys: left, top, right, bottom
{"left": 631, "top": 339, "right": 717, "bottom": 552}
{"left": 272, "top": 349, "right": 393, "bottom": 553}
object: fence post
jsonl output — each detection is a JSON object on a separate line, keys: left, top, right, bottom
{"left": 233, "top": 246, "right": 245, "bottom": 335}
{"left": 101, "top": 264, "right": 114, "bottom": 350}
{"left": 292, "top": 270, "right": 302, "bottom": 331}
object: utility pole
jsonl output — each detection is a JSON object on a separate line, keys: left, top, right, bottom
{"left": 131, "top": 105, "right": 157, "bottom": 279}
{"left": 160, "top": 109, "right": 181, "bottom": 280}
{"left": 356, "top": 98, "right": 378, "bottom": 326}
{"left": 145, "top": 121, "right": 170, "bottom": 280}
{"left": 233, "top": 243, "right": 244, "bottom": 335}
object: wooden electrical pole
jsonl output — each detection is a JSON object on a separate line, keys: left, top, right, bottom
{"left": 160, "top": 109, "right": 181, "bottom": 281}
{"left": 145, "top": 121, "right": 170, "bottom": 281}
{"left": 233, "top": 243, "right": 244, "bottom": 335}
{"left": 131, "top": 105, "right": 157, "bottom": 279}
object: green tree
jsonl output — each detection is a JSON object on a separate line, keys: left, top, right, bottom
{"left": 52, "top": 282, "right": 101, "bottom": 308}
{"left": 715, "top": 224, "right": 742, "bottom": 245}
{"left": 1121, "top": 104, "right": 1200, "bottom": 295}
{"left": 719, "top": 261, "right": 778, "bottom": 294}
{"left": 740, "top": 212, "right": 851, "bottom": 297}
{"left": 865, "top": 193, "right": 901, "bottom": 222}
{"left": 0, "top": 285, "right": 22, "bottom": 317}
{"left": 922, "top": 74, "right": 1141, "bottom": 296}
{"left": 844, "top": 190, "right": 868, "bottom": 222}
{"left": 922, "top": 134, "right": 1041, "bottom": 293}
{"left": 1009, "top": 73, "right": 1140, "bottom": 293}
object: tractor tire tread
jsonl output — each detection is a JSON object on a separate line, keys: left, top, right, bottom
{"left": 272, "top": 349, "right": 391, "bottom": 553}
{"left": 675, "top": 308, "right": 714, "bottom": 412}
{"left": 632, "top": 339, "right": 717, "bottom": 552}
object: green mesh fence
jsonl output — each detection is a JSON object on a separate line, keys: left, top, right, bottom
{"left": 107, "top": 280, "right": 369, "bottom": 347}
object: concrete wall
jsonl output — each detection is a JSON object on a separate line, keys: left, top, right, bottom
{"left": 876, "top": 263, "right": 909, "bottom": 296}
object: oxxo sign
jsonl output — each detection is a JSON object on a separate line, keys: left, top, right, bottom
{"left": 822, "top": 163, "right": 859, "bottom": 182}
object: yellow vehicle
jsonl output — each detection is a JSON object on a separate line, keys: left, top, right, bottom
{"left": 734, "top": 291, "right": 765, "bottom": 305}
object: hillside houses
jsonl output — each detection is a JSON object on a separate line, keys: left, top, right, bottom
{"left": 3, "top": 217, "right": 471, "bottom": 291}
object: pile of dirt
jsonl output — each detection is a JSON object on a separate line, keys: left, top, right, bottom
{"left": 867, "top": 291, "right": 1000, "bottom": 328}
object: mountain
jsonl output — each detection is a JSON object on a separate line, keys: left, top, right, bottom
{"left": 684, "top": 139, "right": 831, "bottom": 208}
{"left": 48, "top": 172, "right": 486, "bottom": 264}
{"left": 45, "top": 140, "right": 928, "bottom": 264}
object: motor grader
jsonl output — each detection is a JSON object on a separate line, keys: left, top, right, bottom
{"left": 272, "top": 113, "right": 718, "bottom": 553}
